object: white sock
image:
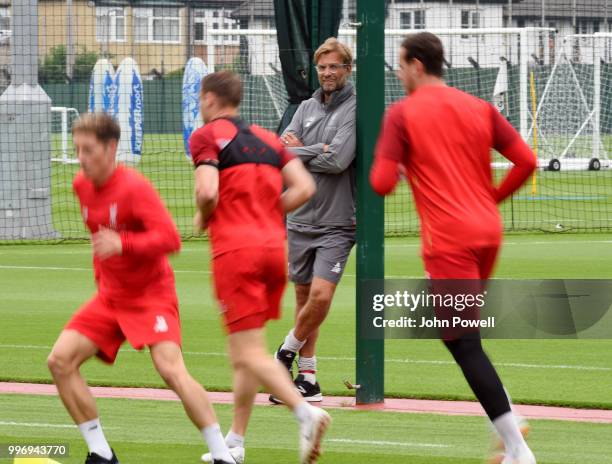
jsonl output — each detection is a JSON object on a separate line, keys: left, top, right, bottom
{"left": 301, "top": 373, "right": 316, "bottom": 384}
{"left": 504, "top": 388, "right": 527, "bottom": 425}
{"left": 225, "top": 430, "right": 244, "bottom": 448}
{"left": 281, "top": 329, "right": 306, "bottom": 353}
{"left": 78, "top": 418, "right": 113, "bottom": 460}
{"left": 298, "top": 356, "right": 316, "bottom": 372}
{"left": 298, "top": 356, "right": 317, "bottom": 384}
{"left": 293, "top": 401, "right": 312, "bottom": 424}
{"left": 493, "top": 412, "right": 531, "bottom": 458}
{"left": 202, "top": 423, "right": 234, "bottom": 461}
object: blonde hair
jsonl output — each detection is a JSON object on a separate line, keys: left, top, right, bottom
{"left": 314, "top": 38, "right": 353, "bottom": 65}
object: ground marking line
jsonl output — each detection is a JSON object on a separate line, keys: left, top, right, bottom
{"left": 0, "top": 265, "right": 604, "bottom": 279}
{"left": 0, "top": 420, "right": 117, "bottom": 430}
{"left": 1, "top": 345, "right": 610, "bottom": 372}
{"left": 0, "top": 264, "right": 415, "bottom": 278}
{"left": 1, "top": 239, "right": 610, "bottom": 255}
{"left": 328, "top": 438, "right": 450, "bottom": 448}
{"left": 0, "top": 265, "right": 210, "bottom": 274}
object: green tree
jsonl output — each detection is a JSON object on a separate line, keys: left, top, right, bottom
{"left": 39, "top": 45, "right": 99, "bottom": 84}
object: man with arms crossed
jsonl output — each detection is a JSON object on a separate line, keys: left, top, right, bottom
{"left": 191, "top": 71, "right": 330, "bottom": 464}
{"left": 370, "top": 33, "right": 537, "bottom": 464}
{"left": 274, "top": 37, "right": 356, "bottom": 402}
{"left": 47, "top": 113, "right": 236, "bottom": 464}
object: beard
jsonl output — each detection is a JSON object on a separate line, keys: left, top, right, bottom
{"left": 321, "top": 79, "right": 345, "bottom": 95}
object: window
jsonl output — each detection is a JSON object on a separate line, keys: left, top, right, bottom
{"left": 575, "top": 20, "right": 600, "bottom": 34}
{"left": 134, "top": 8, "right": 180, "bottom": 43}
{"left": 0, "top": 7, "right": 9, "bottom": 33}
{"left": 192, "top": 9, "right": 239, "bottom": 45}
{"left": 472, "top": 11, "right": 480, "bottom": 28}
{"left": 461, "top": 10, "right": 480, "bottom": 29}
{"left": 400, "top": 10, "right": 425, "bottom": 29}
{"left": 461, "top": 10, "right": 481, "bottom": 37}
{"left": 414, "top": 10, "right": 425, "bottom": 29}
{"left": 96, "top": 7, "right": 125, "bottom": 43}
{"left": 400, "top": 11, "right": 412, "bottom": 29}
{"left": 461, "top": 10, "right": 469, "bottom": 29}
{"left": 194, "top": 21, "right": 205, "bottom": 42}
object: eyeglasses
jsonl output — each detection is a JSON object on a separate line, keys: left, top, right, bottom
{"left": 314, "top": 63, "right": 349, "bottom": 74}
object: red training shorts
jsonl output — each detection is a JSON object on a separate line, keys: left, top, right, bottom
{"left": 423, "top": 245, "right": 500, "bottom": 280}
{"left": 423, "top": 246, "right": 500, "bottom": 340}
{"left": 65, "top": 292, "right": 181, "bottom": 364}
{"left": 212, "top": 247, "right": 287, "bottom": 334}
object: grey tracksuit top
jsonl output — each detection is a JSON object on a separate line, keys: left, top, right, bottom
{"left": 283, "top": 83, "right": 356, "bottom": 229}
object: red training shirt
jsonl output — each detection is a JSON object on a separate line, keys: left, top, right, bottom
{"left": 371, "top": 85, "right": 536, "bottom": 256}
{"left": 189, "top": 118, "right": 295, "bottom": 257}
{"left": 73, "top": 165, "right": 181, "bottom": 302}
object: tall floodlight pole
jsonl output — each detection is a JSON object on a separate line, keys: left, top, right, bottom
{"left": 66, "top": 0, "right": 74, "bottom": 80}
{"left": 0, "top": 0, "right": 58, "bottom": 239}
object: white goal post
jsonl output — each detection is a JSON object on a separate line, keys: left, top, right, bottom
{"left": 50, "top": 106, "right": 80, "bottom": 164}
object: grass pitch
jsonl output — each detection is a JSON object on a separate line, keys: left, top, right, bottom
{"left": 1, "top": 394, "right": 612, "bottom": 464}
{"left": 1, "top": 234, "right": 611, "bottom": 409}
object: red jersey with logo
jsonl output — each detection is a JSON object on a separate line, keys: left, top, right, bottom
{"left": 371, "top": 85, "right": 536, "bottom": 256}
{"left": 189, "top": 118, "right": 295, "bottom": 257}
{"left": 73, "top": 165, "right": 181, "bottom": 302}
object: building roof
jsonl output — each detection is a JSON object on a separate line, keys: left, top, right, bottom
{"left": 508, "top": 0, "right": 611, "bottom": 20}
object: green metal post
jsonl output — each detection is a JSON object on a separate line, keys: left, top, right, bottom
{"left": 355, "top": 0, "right": 385, "bottom": 405}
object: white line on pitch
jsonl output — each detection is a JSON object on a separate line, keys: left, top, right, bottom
{"left": 1, "top": 239, "right": 610, "bottom": 255}
{"left": 0, "top": 264, "right": 412, "bottom": 278}
{"left": 328, "top": 438, "right": 449, "bottom": 448}
{"left": 0, "top": 265, "right": 211, "bottom": 274}
{"left": 386, "top": 240, "right": 612, "bottom": 248}
{"left": 1, "top": 344, "right": 611, "bottom": 372}
{"left": 0, "top": 421, "right": 74, "bottom": 429}
{"left": 0, "top": 420, "right": 117, "bottom": 430}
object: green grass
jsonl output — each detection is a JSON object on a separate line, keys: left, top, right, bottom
{"left": 1, "top": 394, "right": 611, "bottom": 464}
{"left": 1, "top": 234, "right": 611, "bottom": 409}
{"left": 47, "top": 133, "right": 612, "bottom": 241}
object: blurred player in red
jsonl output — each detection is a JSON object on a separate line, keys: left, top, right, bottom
{"left": 370, "top": 33, "right": 537, "bottom": 464}
{"left": 47, "top": 113, "right": 236, "bottom": 464}
{"left": 189, "top": 71, "right": 330, "bottom": 464}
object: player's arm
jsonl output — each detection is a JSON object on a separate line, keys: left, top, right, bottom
{"left": 85, "top": 159, "right": 180, "bottom": 260}
{"left": 307, "top": 104, "right": 356, "bottom": 174}
{"left": 490, "top": 105, "right": 537, "bottom": 203}
{"left": 73, "top": 175, "right": 104, "bottom": 278}
{"left": 109, "top": 181, "right": 181, "bottom": 258}
{"left": 280, "top": 153, "right": 316, "bottom": 213}
{"left": 189, "top": 124, "right": 223, "bottom": 230}
{"left": 282, "top": 103, "right": 328, "bottom": 163}
{"left": 370, "top": 103, "right": 408, "bottom": 196}
{"left": 194, "top": 164, "right": 219, "bottom": 229}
